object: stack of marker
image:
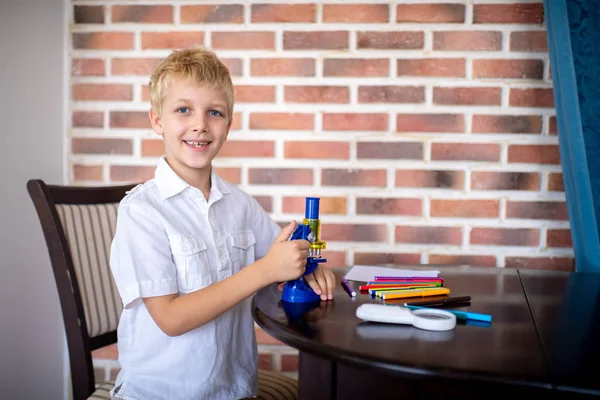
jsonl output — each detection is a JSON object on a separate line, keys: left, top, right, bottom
{"left": 359, "top": 276, "right": 449, "bottom": 300}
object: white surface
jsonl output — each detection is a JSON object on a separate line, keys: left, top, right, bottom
{"left": 344, "top": 265, "right": 440, "bottom": 282}
{"left": 356, "top": 304, "right": 456, "bottom": 331}
{"left": 0, "top": 0, "right": 67, "bottom": 398}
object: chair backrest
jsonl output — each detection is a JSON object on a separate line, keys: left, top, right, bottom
{"left": 27, "top": 179, "right": 136, "bottom": 400}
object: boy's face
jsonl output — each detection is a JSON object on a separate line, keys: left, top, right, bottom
{"left": 149, "top": 78, "right": 231, "bottom": 184}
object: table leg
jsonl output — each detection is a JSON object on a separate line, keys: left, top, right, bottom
{"left": 298, "top": 352, "right": 335, "bottom": 400}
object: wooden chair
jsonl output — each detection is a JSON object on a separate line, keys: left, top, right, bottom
{"left": 27, "top": 179, "right": 298, "bottom": 400}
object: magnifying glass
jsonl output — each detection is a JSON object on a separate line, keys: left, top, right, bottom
{"left": 356, "top": 303, "right": 456, "bottom": 332}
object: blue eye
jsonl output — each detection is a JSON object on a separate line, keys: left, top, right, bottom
{"left": 176, "top": 107, "right": 190, "bottom": 114}
{"left": 209, "top": 110, "right": 223, "bottom": 117}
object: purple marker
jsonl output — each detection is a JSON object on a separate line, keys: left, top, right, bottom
{"left": 374, "top": 276, "right": 442, "bottom": 282}
{"left": 341, "top": 277, "right": 356, "bottom": 297}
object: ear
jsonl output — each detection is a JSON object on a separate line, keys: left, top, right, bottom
{"left": 149, "top": 108, "right": 164, "bottom": 136}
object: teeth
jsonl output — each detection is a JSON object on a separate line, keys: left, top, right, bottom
{"left": 185, "top": 141, "right": 208, "bottom": 146}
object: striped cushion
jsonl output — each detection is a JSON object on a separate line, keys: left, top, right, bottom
{"left": 88, "top": 379, "right": 115, "bottom": 399}
{"left": 88, "top": 371, "right": 298, "bottom": 399}
{"left": 56, "top": 203, "right": 122, "bottom": 338}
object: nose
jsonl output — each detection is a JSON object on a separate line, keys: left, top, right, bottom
{"left": 191, "top": 115, "right": 208, "bottom": 133}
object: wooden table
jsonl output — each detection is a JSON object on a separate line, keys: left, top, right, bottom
{"left": 252, "top": 266, "right": 600, "bottom": 399}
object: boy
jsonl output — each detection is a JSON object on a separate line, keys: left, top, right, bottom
{"left": 109, "top": 48, "right": 335, "bottom": 400}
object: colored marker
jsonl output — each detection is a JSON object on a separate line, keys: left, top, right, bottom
{"left": 375, "top": 276, "right": 442, "bottom": 282}
{"left": 405, "top": 305, "right": 491, "bottom": 323}
{"left": 404, "top": 296, "right": 471, "bottom": 307}
{"left": 381, "top": 288, "right": 450, "bottom": 300}
{"left": 341, "top": 277, "right": 356, "bottom": 297}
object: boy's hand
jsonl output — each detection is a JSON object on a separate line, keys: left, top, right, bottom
{"left": 261, "top": 221, "right": 310, "bottom": 284}
{"left": 305, "top": 265, "right": 335, "bottom": 301}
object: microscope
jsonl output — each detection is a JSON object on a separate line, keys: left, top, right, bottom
{"left": 281, "top": 197, "right": 327, "bottom": 304}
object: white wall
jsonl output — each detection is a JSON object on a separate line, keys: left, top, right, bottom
{"left": 0, "top": 0, "right": 67, "bottom": 398}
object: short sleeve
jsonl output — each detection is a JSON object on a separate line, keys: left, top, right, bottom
{"left": 110, "top": 204, "right": 178, "bottom": 309}
{"left": 250, "top": 198, "right": 281, "bottom": 260}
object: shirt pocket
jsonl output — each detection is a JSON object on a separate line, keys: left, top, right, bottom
{"left": 229, "top": 231, "right": 256, "bottom": 272}
{"left": 168, "top": 234, "right": 212, "bottom": 293}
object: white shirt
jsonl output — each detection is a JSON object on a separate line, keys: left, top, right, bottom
{"left": 109, "top": 157, "right": 280, "bottom": 400}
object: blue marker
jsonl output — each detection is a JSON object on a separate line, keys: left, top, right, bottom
{"left": 404, "top": 305, "right": 492, "bottom": 323}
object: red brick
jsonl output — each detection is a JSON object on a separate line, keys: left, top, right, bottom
{"left": 248, "top": 168, "right": 313, "bottom": 185}
{"left": 354, "top": 253, "right": 421, "bottom": 266}
{"left": 110, "top": 111, "right": 151, "bottom": 129}
{"left": 110, "top": 166, "right": 154, "bottom": 182}
{"left": 72, "top": 32, "right": 134, "bottom": 50}
{"left": 73, "top": 165, "right": 103, "bottom": 181}
{"left": 282, "top": 197, "right": 347, "bottom": 215}
{"left": 251, "top": 58, "right": 315, "bottom": 77}
{"left": 231, "top": 112, "right": 242, "bottom": 131}
{"left": 506, "top": 201, "right": 568, "bottom": 220}
{"left": 112, "top": 58, "right": 161, "bottom": 76}
{"left": 222, "top": 59, "right": 243, "bottom": 77}
{"left": 471, "top": 171, "right": 540, "bottom": 191}
{"left": 140, "top": 140, "right": 163, "bottom": 157}
{"left": 472, "top": 115, "right": 542, "bottom": 134}
{"left": 397, "top": 4, "right": 465, "bottom": 23}
{"left": 473, "top": 59, "right": 544, "bottom": 79}
{"left": 430, "top": 200, "right": 499, "bottom": 218}
{"left": 72, "top": 138, "right": 132, "bottom": 155}
{"left": 218, "top": 141, "right": 275, "bottom": 158}
{"left": 433, "top": 31, "right": 502, "bottom": 51}
{"left": 509, "top": 89, "right": 554, "bottom": 108}
{"left": 548, "top": 173, "right": 563, "bottom": 191}
{"left": 395, "top": 170, "right": 464, "bottom": 189}
{"left": 395, "top": 226, "right": 461, "bottom": 245}
{"left": 141, "top": 32, "right": 204, "bottom": 49}
{"left": 324, "top": 59, "right": 388, "bottom": 77}
{"left": 473, "top": 4, "right": 544, "bottom": 24}
{"left": 255, "top": 326, "right": 283, "bottom": 345}
{"left": 281, "top": 355, "right": 299, "bottom": 372}
{"left": 357, "top": 142, "right": 422, "bottom": 160}
{"left": 109, "top": 367, "right": 121, "bottom": 381}
{"left": 471, "top": 228, "right": 539, "bottom": 246}
{"left": 433, "top": 87, "right": 501, "bottom": 106}
{"left": 356, "top": 198, "right": 422, "bottom": 216}
{"left": 321, "top": 169, "right": 386, "bottom": 187}
{"left": 359, "top": 86, "right": 424, "bottom": 103}
{"left": 322, "top": 223, "right": 387, "bottom": 242}
{"left": 323, "top": 113, "right": 388, "bottom": 131}
{"left": 285, "top": 86, "right": 349, "bottom": 104}
{"left": 284, "top": 141, "right": 349, "bottom": 159}
{"left": 72, "top": 58, "right": 104, "bottom": 76}
{"left": 72, "top": 84, "right": 132, "bottom": 101}
{"left": 181, "top": 5, "right": 243, "bottom": 23}
{"left": 357, "top": 31, "right": 423, "bottom": 49}
{"left": 212, "top": 32, "right": 274, "bottom": 50}
{"left": 547, "top": 229, "right": 572, "bottom": 248}
{"left": 505, "top": 257, "right": 574, "bottom": 272}
{"left": 215, "top": 167, "right": 241, "bottom": 185}
{"left": 323, "top": 4, "right": 389, "bottom": 23}
{"left": 249, "top": 113, "right": 314, "bottom": 130}
{"left": 73, "top": 111, "right": 103, "bottom": 128}
{"left": 251, "top": 4, "right": 316, "bottom": 23}
{"left": 397, "top": 114, "right": 464, "bottom": 133}
{"left": 234, "top": 86, "right": 275, "bottom": 103}
{"left": 284, "top": 31, "right": 348, "bottom": 50}
{"left": 548, "top": 116, "right": 558, "bottom": 135}
{"left": 112, "top": 5, "right": 173, "bottom": 23}
{"left": 397, "top": 58, "right": 465, "bottom": 77}
{"left": 91, "top": 343, "right": 118, "bottom": 359}
{"left": 431, "top": 143, "right": 500, "bottom": 162}
{"left": 320, "top": 251, "right": 346, "bottom": 268}
{"left": 428, "top": 255, "right": 497, "bottom": 267}
{"left": 510, "top": 31, "right": 548, "bottom": 52}
{"left": 258, "top": 354, "right": 273, "bottom": 370}
{"left": 508, "top": 145, "right": 561, "bottom": 164}
{"left": 74, "top": 5, "right": 104, "bottom": 24}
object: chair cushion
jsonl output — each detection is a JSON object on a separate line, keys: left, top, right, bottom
{"left": 86, "top": 370, "right": 298, "bottom": 399}
{"left": 88, "top": 379, "right": 115, "bottom": 399}
{"left": 257, "top": 369, "right": 298, "bottom": 400}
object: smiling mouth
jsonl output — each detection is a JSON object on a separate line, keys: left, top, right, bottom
{"left": 184, "top": 140, "right": 211, "bottom": 148}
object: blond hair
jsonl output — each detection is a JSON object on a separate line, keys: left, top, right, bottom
{"left": 149, "top": 47, "right": 234, "bottom": 119}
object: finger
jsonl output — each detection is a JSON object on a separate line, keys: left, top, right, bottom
{"left": 312, "top": 267, "right": 329, "bottom": 301}
{"left": 277, "top": 282, "right": 286, "bottom": 292}
{"left": 324, "top": 268, "right": 336, "bottom": 300}
{"left": 273, "top": 220, "right": 297, "bottom": 243}
{"left": 304, "top": 273, "right": 323, "bottom": 296}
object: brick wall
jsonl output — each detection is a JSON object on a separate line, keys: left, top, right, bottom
{"left": 69, "top": 0, "right": 571, "bottom": 382}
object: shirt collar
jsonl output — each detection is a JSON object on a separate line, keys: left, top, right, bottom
{"left": 154, "top": 156, "right": 231, "bottom": 201}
